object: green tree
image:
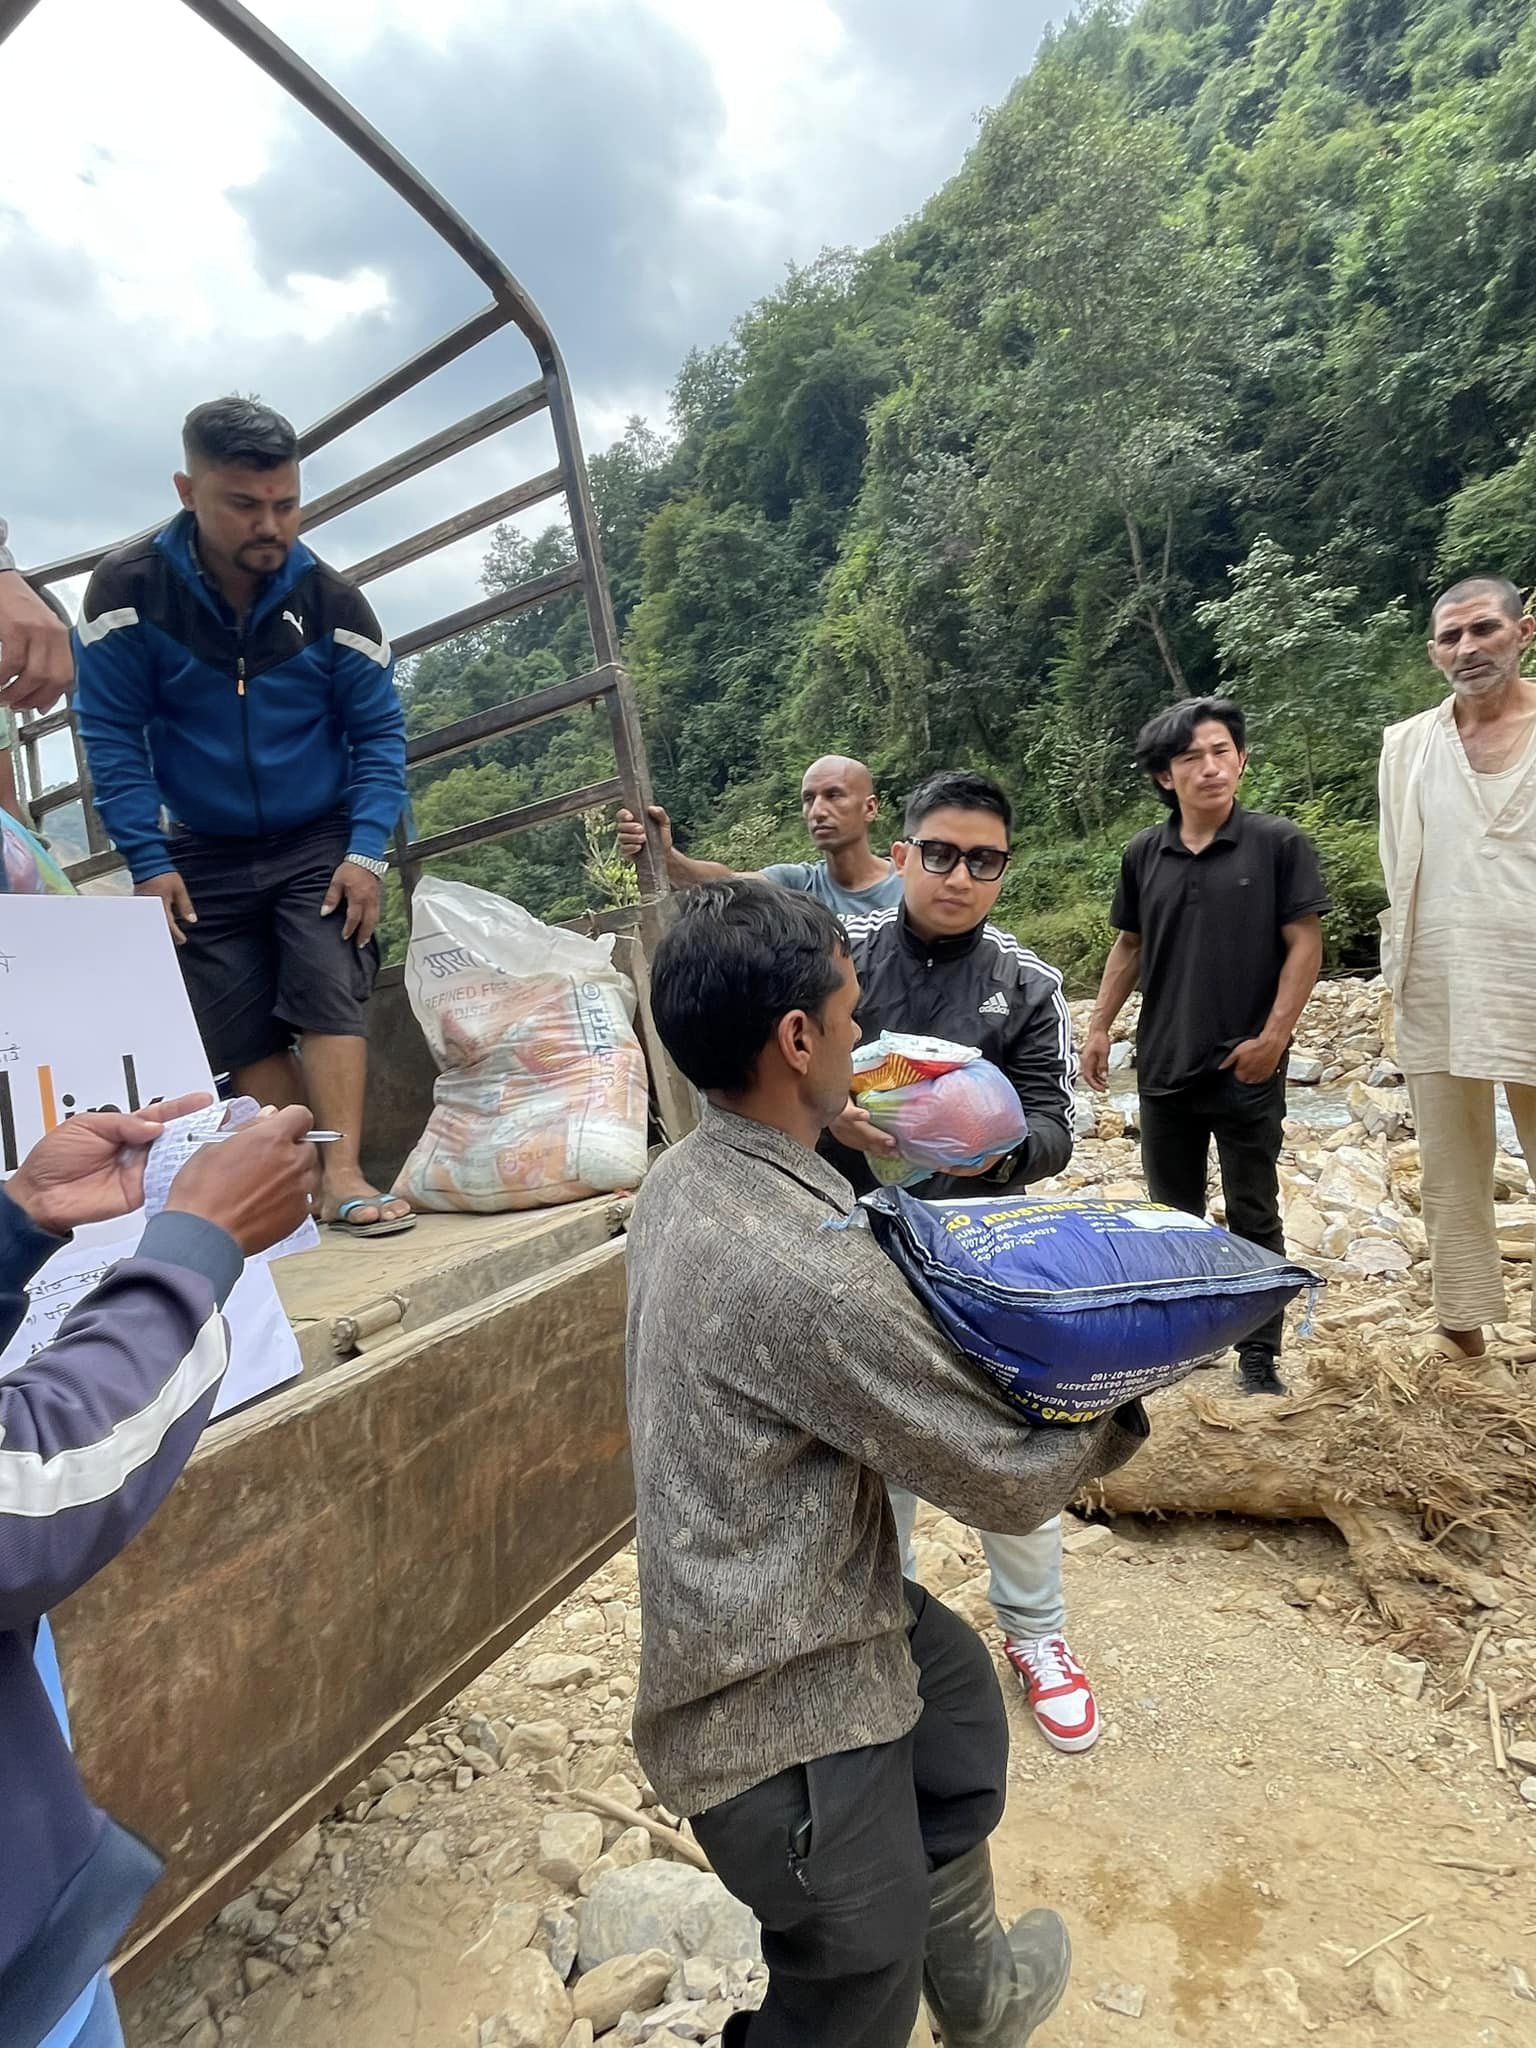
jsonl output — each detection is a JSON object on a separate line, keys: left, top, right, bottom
{"left": 1195, "top": 534, "right": 1409, "bottom": 806}
{"left": 1437, "top": 433, "right": 1536, "bottom": 589}
{"left": 939, "top": 58, "right": 1271, "bottom": 697}
{"left": 387, "top": 0, "right": 1536, "bottom": 987}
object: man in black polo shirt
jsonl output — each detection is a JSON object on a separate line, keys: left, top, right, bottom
{"left": 1082, "top": 699, "right": 1328, "bottom": 1394}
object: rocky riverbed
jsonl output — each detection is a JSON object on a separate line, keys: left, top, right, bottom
{"left": 124, "top": 1548, "right": 768, "bottom": 2048}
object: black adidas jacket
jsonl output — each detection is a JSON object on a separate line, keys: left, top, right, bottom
{"left": 824, "top": 905, "right": 1077, "bottom": 1200}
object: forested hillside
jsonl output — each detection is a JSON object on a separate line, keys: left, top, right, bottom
{"left": 387, "top": 0, "right": 1536, "bottom": 987}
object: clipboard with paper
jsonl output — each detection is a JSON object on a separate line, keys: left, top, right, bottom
{"left": 0, "top": 896, "right": 313, "bottom": 1416}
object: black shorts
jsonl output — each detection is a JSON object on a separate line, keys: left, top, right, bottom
{"left": 169, "top": 810, "right": 379, "bottom": 1075}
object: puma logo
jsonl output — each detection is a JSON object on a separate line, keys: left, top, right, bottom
{"left": 283, "top": 609, "right": 305, "bottom": 637}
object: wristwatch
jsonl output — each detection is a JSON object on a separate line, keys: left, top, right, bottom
{"left": 983, "top": 1145, "right": 1025, "bottom": 1185}
{"left": 344, "top": 852, "right": 389, "bottom": 877}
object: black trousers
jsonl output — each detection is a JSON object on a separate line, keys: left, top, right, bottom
{"left": 170, "top": 810, "right": 379, "bottom": 1074}
{"left": 1139, "top": 1068, "right": 1289, "bottom": 1356}
{"left": 689, "top": 1582, "right": 1008, "bottom": 2048}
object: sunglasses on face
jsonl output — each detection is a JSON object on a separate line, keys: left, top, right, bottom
{"left": 904, "top": 837, "right": 1012, "bottom": 882}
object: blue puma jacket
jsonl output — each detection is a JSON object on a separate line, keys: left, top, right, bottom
{"left": 73, "top": 512, "right": 406, "bottom": 883}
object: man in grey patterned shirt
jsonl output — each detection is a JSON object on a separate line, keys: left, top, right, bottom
{"left": 628, "top": 881, "right": 1148, "bottom": 2048}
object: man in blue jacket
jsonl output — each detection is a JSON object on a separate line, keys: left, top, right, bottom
{"left": 1, "top": 1098, "right": 315, "bottom": 2047}
{"left": 74, "top": 398, "right": 412, "bottom": 1237}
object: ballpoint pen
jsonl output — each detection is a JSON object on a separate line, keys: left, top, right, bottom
{"left": 192, "top": 1130, "right": 343, "bottom": 1145}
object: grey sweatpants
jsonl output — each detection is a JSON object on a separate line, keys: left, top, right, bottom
{"left": 888, "top": 1488, "right": 1067, "bottom": 1641}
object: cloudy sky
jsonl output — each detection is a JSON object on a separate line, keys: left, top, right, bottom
{"left": 4, "top": 0, "right": 1052, "bottom": 634}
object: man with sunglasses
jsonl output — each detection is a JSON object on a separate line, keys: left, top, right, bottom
{"left": 823, "top": 771, "right": 1099, "bottom": 1756}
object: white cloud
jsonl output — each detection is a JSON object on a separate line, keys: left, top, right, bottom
{"left": 646, "top": 0, "right": 847, "bottom": 167}
{"left": 2, "top": 0, "right": 1050, "bottom": 625}
{"left": 4, "top": 0, "right": 400, "bottom": 344}
{"left": 261, "top": 0, "right": 485, "bottom": 53}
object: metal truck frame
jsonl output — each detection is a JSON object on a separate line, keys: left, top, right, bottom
{"left": 0, "top": 0, "right": 687, "bottom": 1987}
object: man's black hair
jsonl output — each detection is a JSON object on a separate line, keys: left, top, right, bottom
{"left": 1134, "top": 698, "right": 1247, "bottom": 810}
{"left": 650, "top": 879, "right": 848, "bottom": 1095}
{"left": 1432, "top": 574, "right": 1525, "bottom": 624}
{"left": 182, "top": 397, "right": 298, "bottom": 472}
{"left": 903, "top": 769, "right": 1013, "bottom": 838}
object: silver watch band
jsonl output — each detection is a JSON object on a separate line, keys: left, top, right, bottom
{"left": 344, "top": 851, "right": 389, "bottom": 877}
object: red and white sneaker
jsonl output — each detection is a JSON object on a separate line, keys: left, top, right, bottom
{"left": 1004, "top": 1635, "right": 1100, "bottom": 1753}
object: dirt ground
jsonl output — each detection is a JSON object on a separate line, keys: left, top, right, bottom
{"left": 968, "top": 1508, "right": 1534, "bottom": 2047}
{"left": 123, "top": 1484, "right": 1536, "bottom": 2048}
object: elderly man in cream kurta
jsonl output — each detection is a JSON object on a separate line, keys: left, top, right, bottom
{"left": 1379, "top": 573, "right": 1536, "bottom": 1363}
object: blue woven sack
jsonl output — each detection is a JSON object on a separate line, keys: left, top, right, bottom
{"left": 860, "top": 1187, "right": 1317, "bottom": 1426}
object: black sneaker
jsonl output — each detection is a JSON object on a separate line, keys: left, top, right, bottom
{"left": 1236, "top": 1346, "right": 1287, "bottom": 1396}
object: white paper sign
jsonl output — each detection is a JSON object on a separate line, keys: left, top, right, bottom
{"left": 0, "top": 896, "right": 305, "bottom": 1415}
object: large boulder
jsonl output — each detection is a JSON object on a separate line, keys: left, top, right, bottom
{"left": 480, "top": 1952, "right": 573, "bottom": 2048}
{"left": 1283, "top": 1195, "right": 1327, "bottom": 1256}
{"left": 538, "top": 1812, "right": 605, "bottom": 1889}
{"left": 1314, "top": 1145, "right": 1390, "bottom": 1218}
{"left": 578, "top": 1865, "right": 761, "bottom": 1971}
{"left": 571, "top": 1950, "right": 676, "bottom": 2032}
{"left": 1347, "top": 1081, "right": 1412, "bottom": 1141}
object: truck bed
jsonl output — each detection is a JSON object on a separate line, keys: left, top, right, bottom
{"left": 275, "top": 1199, "right": 630, "bottom": 1377}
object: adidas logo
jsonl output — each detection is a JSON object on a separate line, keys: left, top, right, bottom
{"left": 979, "top": 991, "right": 1009, "bottom": 1017}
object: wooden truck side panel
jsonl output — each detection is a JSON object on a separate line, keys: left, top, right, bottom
{"left": 53, "top": 1237, "right": 633, "bottom": 1987}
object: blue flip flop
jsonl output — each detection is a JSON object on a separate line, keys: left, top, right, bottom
{"left": 329, "top": 1195, "right": 417, "bottom": 1238}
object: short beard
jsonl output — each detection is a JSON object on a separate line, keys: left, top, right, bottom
{"left": 1451, "top": 665, "right": 1510, "bottom": 698}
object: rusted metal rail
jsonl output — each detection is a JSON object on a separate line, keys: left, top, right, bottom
{"left": 0, "top": 0, "right": 681, "bottom": 1066}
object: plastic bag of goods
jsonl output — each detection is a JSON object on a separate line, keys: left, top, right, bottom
{"left": 394, "top": 875, "right": 649, "bottom": 1212}
{"left": 858, "top": 1186, "right": 1317, "bottom": 1425}
{"left": 851, "top": 1032, "right": 1028, "bottom": 1187}
{"left": 0, "top": 812, "right": 74, "bottom": 896}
